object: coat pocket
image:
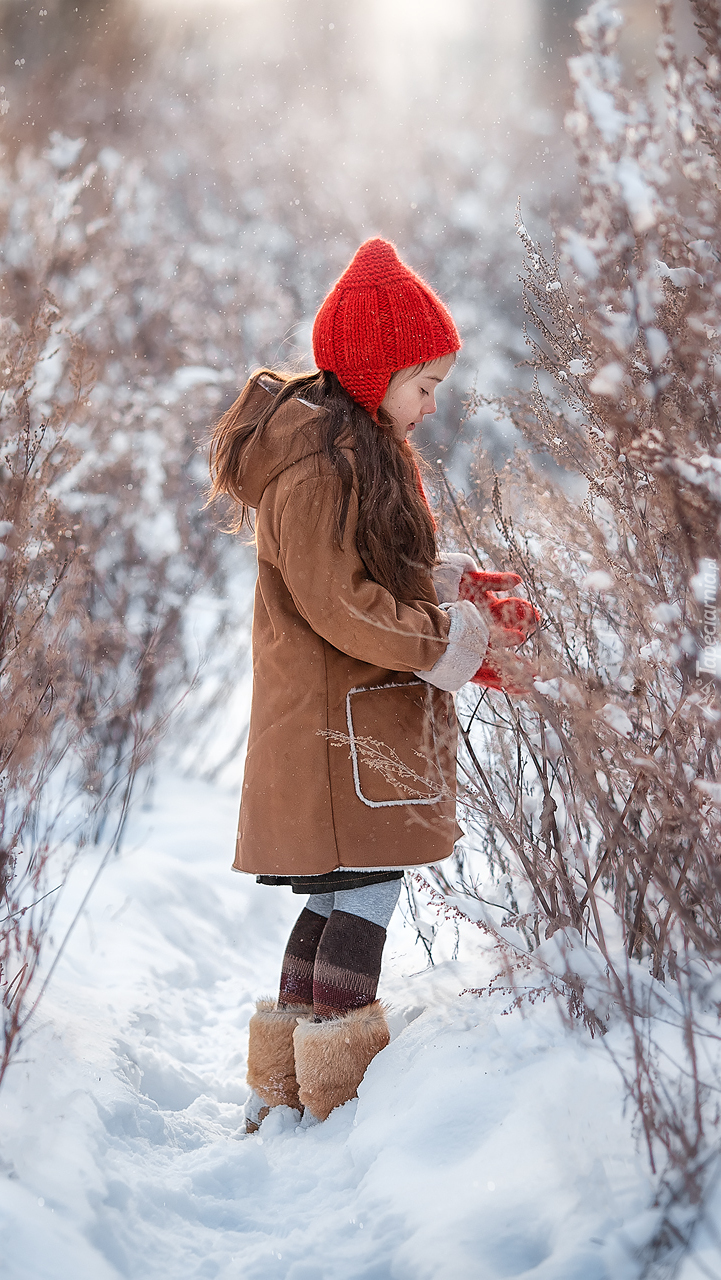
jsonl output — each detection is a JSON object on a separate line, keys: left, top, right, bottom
{"left": 345, "top": 679, "right": 451, "bottom": 808}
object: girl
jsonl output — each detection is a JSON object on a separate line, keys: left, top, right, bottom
{"left": 209, "top": 238, "right": 530, "bottom": 1128}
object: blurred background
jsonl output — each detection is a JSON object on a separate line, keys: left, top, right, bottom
{"left": 0, "top": 0, "right": 672, "bottom": 464}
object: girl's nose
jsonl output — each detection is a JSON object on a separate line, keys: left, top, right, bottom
{"left": 422, "top": 395, "right": 437, "bottom": 417}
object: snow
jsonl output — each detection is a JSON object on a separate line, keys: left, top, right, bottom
{"left": 690, "top": 559, "right": 718, "bottom": 604}
{"left": 615, "top": 156, "right": 658, "bottom": 235}
{"left": 655, "top": 260, "right": 703, "bottom": 289}
{"left": 644, "top": 327, "right": 669, "bottom": 368}
{"left": 600, "top": 703, "right": 634, "bottom": 736}
{"left": 562, "top": 229, "right": 599, "bottom": 280}
{"left": 651, "top": 601, "right": 682, "bottom": 623}
{"left": 672, "top": 455, "right": 721, "bottom": 504}
{"left": 582, "top": 570, "right": 614, "bottom": 590}
{"left": 694, "top": 779, "right": 721, "bottom": 806}
{"left": 568, "top": 56, "right": 625, "bottom": 144}
{"left": 171, "top": 366, "right": 233, "bottom": 393}
{"left": 45, "top": 132, "right": 86, "bottom": 171}
{"left": 0, "top": 762, "right": 675, "bottom": 1278}
{"left": 589, "top": 362, "right": 625, "bottom": 397}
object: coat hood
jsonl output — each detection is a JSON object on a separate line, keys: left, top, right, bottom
{"left": 230, "top": 376, "right": 330, "bottom": 509}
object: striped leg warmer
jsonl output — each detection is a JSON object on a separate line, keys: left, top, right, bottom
{"left": 278, "top": 906, "right": 329, "bottom": 1009}
{"left": 312, "top": 909, "right": 387, "bottom": 1020}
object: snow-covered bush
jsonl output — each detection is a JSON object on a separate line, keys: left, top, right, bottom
{"left": 0, "top": 295, "right": 149, "bottom": 1082}
{"left": 431, "top": 0, "right": 721, "bottom": 1233}
{"left": 0, "top": 145, "right": 253, "bottom": 1082}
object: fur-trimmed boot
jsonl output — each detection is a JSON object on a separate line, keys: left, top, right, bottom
{"left": 292, "top": 1001, "right": 390, "bottom": 1122}
{"left": 244, "top": 999, "right": 312, "bottom": 1133}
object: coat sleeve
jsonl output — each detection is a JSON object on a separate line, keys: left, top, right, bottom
{"left": 274, "top": 475, "right": 451, "bottom": 672}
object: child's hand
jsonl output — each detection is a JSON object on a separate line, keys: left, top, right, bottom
{"left": 459, "top": 570, "right": 540, "bottom": 648}
{"left": 471, "top": 652, "right": 537, "bottom": 694}
{"left": 484, "top": 592, "right": 540, "bottom": 648}
{"left": 458, "top": 569, "right": 523, "bottom": 601}
{"left": 459, "top": 568, "right": 541, "bottom": 693}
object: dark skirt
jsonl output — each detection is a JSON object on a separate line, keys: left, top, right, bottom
{"left": 256, "top": 869, "right": 404, "bottom": 895}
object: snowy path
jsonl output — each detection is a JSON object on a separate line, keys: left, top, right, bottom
{"left": 1, "top": 768, "right": 657, "bottom": 1279}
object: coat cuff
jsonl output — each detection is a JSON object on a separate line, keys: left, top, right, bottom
{"left": 414, "top": 600, "right": 490, "bottom": 692}
{"left": 432, "top": 552, "right": 478, "bottom": 604}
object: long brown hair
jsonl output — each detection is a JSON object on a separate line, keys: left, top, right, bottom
{"left": 209, "top": 368, "right": 437, "bottom": 602}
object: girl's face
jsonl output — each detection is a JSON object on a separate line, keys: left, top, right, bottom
{"left": 380, "top": 354, "right": 456, "bottom": 444}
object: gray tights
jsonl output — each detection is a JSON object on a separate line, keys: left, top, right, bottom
{"left": 306, "top": 878, "right": 402, "bottom": 929}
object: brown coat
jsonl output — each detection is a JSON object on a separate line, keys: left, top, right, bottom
{"left": 232, "top": 378, "right": 461, "bottom": 877}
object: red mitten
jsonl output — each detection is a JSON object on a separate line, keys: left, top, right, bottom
{"left": 484, "top": 592, "right": 540, "bottom": 645}
{"left": 459, "top": 569, "right": 541, "bottom": 693}
{"left": 471, "top": 654, "right": 537, "bottom": 694}
{"left": 458, "top": 569, "right": 523, "bottom": 605}
{"left": 459, "top": 570, "right": 540, "bottom": 644}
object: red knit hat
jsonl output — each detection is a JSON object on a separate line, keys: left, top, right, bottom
{"left": 312, "top": 238, "right": 461, "bottom": 414}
